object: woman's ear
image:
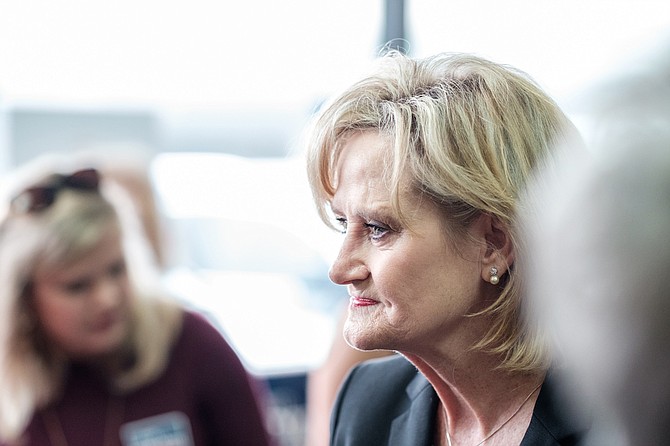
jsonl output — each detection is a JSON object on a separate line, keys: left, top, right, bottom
{"left": 477, "top": 214, "right": 515, "bottom": 282}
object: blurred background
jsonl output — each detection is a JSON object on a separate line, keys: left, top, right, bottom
{"left": 1, "top": 1, "right": 669, "bottom": 444}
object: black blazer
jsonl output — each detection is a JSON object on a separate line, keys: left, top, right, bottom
{"left": 330, "top": 355, "right": 588, "bottom": 446}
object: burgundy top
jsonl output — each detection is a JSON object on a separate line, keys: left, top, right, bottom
{"left": 15, "top": 311, "right": 273, "bottom": 446}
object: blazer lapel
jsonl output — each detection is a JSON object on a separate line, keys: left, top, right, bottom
{"left": 388, "top": 371, "right": 440, "bottom": 446}
{"left": 521, "top": 372, "right": 590, "bottom": 446}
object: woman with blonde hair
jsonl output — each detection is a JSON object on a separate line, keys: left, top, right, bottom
{"left": 305, "top": 51, "right": 587, "bottom": 445}
{"left": 0, "top": 159, "right": 272, "bottom": 446}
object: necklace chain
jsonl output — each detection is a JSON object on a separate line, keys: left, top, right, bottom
{"left": 443, "top": 381, "right": 542, "bottom": 446}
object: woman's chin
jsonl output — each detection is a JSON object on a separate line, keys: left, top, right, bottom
{"left": 68, "top": 323, "right": 130, "bottom": 360}
{"left": 344, "top": 330, "right": 390, "bottom": 352}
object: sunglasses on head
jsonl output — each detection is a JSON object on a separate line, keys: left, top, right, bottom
{"left": 10, "top": 168, "right": 101, "bottom": 213}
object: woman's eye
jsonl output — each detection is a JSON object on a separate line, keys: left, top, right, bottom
{"left": 108, "top": 260, "right": 126, "bottom": 278}
{"left": 335, "top": 217, "right": 348, "bottom": 234}
{"left": 365, "top": 222, "right": 390, "bottom": 241}
{"left": 63, "top": 280, "right": 91, "bottom": 294}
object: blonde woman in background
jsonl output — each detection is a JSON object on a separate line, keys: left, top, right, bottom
{"left": 0, "top": 158, "right": 272, "bottom": 446}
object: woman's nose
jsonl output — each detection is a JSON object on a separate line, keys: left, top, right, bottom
{"left": 328, "top": 236, "right": 369, "bottom": 285}
{"left": 92, "top": 277, "right": 123, "bottom": 308}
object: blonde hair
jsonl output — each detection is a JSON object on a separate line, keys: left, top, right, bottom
{"left": 306, "top": 52, "right": 574, "bottom": 372}
{"left": 0, "top": 166, "right": 182, "bottom": 442}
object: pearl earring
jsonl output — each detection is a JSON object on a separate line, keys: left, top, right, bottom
{"left": 490, "top": 267, "right": 499, "bottom": 285}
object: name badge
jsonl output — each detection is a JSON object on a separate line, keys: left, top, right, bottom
{"left": 120, "top": 411, "right": 194, "bottom": 446}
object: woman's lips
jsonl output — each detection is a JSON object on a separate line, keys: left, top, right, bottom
{"left": 90, "top": 311, "right": 123, "bottom": 332}
{"left": 350, "top": 296, "right": 379, "bottom": 307}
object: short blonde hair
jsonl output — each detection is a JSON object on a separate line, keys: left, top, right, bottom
{"left": 306, "top": 52, "right": 574, "bottom": 372}
{"left": 0, "top": 165, "right": 182, "bottom": 442}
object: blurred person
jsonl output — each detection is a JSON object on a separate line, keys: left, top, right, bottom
{"left": 0, "top": 159, "right": 273, "bottom": 446}
{"left": 524, "top": 40, "right": 670, "bottom": 446}
{"left": 69, "top": 148, "right": 171, "bottom": 270}
{"left": 88, "top": 154, "right": 169, "bottom": 270}
{"left": 305, "top": 51, "right": 587, "bottom": 445}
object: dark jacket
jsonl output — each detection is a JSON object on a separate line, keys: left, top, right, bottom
{"left": 331, "top": 355, "right": 588, "bottom": 446}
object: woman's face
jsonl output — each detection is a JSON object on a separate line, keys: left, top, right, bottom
{"left": 31, "top": 227, "right": 132, "bottom": 359}
{"left": 330, "top": 131, "right": 489, "bottom": 354}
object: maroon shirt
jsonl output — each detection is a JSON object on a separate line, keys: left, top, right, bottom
{"left": 17, "top": 311, "right": 273, "bottom": 446}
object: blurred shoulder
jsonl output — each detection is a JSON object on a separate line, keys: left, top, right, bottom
{"left": 178, "top": 310, "right": 230, "bottom": 347}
